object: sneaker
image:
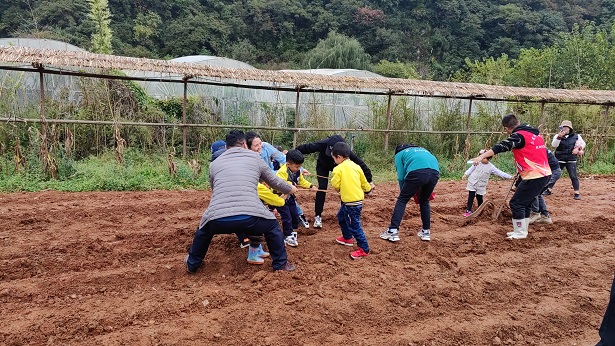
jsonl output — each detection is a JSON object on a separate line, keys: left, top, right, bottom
{"left": 350, "top": 248, "right": 369, "bottom": 260}
{"left": 534, "top": 214, "right": 553, "bottom": 224}
{"left": 542, "top": 189, "right": 552, "bottom": 196}
{"left": 463, "top": 210, "right": 472, "bottom": 217}
{"left": 239, "top": 238, "right": 250, "bottom": 249}
{"left": 574, "top": 193, "right": 581, "bottom": 200}
{"left": 284, "top": 235, "right": 298, "bottom": 247}
{"left": 417, "top": 229, "right": 431, "bottom": 241}
{"left": 299, "top": 214, "right": 310, "bottom": 229}
{"left": 184, "top": 254, "right": 195, "bottom": 274}
{"left": 335, "top": 236, "right": 354, "bottom": 246}
{"left": 380, "top": 228, "right": 400, "bottom": 242}
{"left": 275, "top": 262, "right": 296, "bottom": 272}
{"left": 528, "top": 212, "right": 541, "bottom": 225}
{"left": 313, "top": 215, "right": 322, "bottom": 228}
{"left": 247, "top": 246, "right": 265, "bottom": 265}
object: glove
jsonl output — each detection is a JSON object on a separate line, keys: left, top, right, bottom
{"left": 412, "top": 190, "right": 435, "bottom": 204}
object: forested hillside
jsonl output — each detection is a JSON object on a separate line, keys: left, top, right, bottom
{"left": 0, "top": 0, "right": 613, "bottom": 79}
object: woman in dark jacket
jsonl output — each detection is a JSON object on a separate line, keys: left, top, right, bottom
{"left": 296, "top": 135, "right": 374, "bottom": 229}
{"left": 549, "top": 120, "right": 586, "bottom": 200}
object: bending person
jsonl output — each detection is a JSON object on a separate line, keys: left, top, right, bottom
{"left": 472, "top": 114, "right": 551, "bottom": 240}
{"left": 296, "top": 134, "right": 374, "bottom": 229}
{"left": 380, "top": 144, "right": 440, "bottom": 242}
{"left": 185, "top": 130, "right": 298, "bottom": 273}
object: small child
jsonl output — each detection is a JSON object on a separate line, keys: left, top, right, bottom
{"left": 330, "top": 142, "right": 372, "bottom": 259}
{"left": 245, "top": 183, "right": 287, "bottom": 265}
{"left": 462, "top": 149, "right": 513, "bottom": 217}
{"left": 273, "top": 144, "right": 310, "bottom": 229}
{"left": 275, "top": 150, "right": 317, "bottom": 247}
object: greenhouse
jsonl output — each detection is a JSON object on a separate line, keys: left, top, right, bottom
{"left": 0, "top": 38, "right": 87, "bottom": 103}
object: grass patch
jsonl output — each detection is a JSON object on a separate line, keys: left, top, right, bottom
{"left": 0, "top": 147, "right": 612, "bottom": 193}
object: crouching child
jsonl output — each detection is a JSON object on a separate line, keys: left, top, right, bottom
{"left": 244, "top": 182, "right": 289, "bottom": 264}
{"left": 275, "top": 150, "right": 317, "bottom": 247}
{"left": 330, "top": 142, "right": 373, "bottom": 259}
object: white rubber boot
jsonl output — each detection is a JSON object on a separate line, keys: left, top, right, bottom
{"left": 506, "top": 218, "right": 527, "bottom": 239}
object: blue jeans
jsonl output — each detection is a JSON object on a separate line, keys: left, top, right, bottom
{"left": 337, "top": 203, "right": 369, "bottom": 253}
{"left": 389, "top": 168, "right": 439, "bottom": 230}
{"left": 187, "top": 216, "right": 288, "bottom": 271}
{"left": 532, "top": 168, "right": 561, "bottom": 215}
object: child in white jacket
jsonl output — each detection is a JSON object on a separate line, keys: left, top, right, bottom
{"left": 462, "top": 149, "right": 513, "bottom": 217}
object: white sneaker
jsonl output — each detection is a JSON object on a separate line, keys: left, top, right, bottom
{"left": 534, "top": 215, "right": 553, "bottom": 224}
{"left": 528, "top": 212, "right": 541, "bottom": 224}
{"left": 313, "top": 216, "right": 322, "bottom": 229}
{"left": 285, "top": 235, "right": 298, "bottom": 247}
{"left": 299, "top": 214, "right": 310, "bottom": 229}
{"left": 417, "top": 229, "right": 431, "bottom": 241}
{"left": 380, "top": 228, "right": 400, "bottom": 242}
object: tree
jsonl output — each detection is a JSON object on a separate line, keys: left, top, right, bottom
{"left": 88, "top": 0, "right": 113, "bottom": 54}
{"left": 373, "top": 60, "right": 419, "bottom": 79}
{"left": 302, "top": 31, "right": 371, "bottom": 70}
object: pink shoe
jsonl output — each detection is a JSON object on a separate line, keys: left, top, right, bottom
{"left": 463, "top": 211, "right": 472, "bottom": 217}
{"left": 350, "top": 248, "right": 369, "bottom": 259}
{"left": 335, "top": 236, "right": 353, "bottom": 246}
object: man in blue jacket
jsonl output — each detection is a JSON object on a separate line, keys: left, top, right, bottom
{"left": 381, "top": 143, "right": 440, "bottom": 242}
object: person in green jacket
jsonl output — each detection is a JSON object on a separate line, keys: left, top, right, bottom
{"left": 380, "top": 144, "right": 440, "bottom": 242}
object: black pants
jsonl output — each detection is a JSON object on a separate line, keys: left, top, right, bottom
{"left": 389, "top": 168, "right": 439, "bottom": 230}
{"left": 186, "top": 216, "right": 288, "bottom": 271}
{"left": 597, "top": 272, "right": 615, "bottom": 345}
{"left": 277, "top": 197, "right": 299, "bottom": 237}
{"left": 560, "top": 161, "right": 580, "bottom": 191}
{"left": 466, "top": 191, "right": 484, "bottom": 212}
{"left": 509, "top": 176, "right": 550, "bottom": 219}
{"left": 315, "top": 166, "right": 331, "bottom": 217}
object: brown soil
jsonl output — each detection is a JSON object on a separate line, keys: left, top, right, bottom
{"left": 1, "top": 176, "right": 614, "bottom": 345}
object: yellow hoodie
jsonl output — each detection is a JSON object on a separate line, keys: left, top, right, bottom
{"left": 258, "top": 183, "right": 285, "bottom": 207}
{"left": 276, "top": 164, "right": 313, "bottom": 190}
{"left": 331, "top": 159, "right": 371, "bottom": 203}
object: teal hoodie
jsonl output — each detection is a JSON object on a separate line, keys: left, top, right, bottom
{"left": 394, "top": 147, "right": 440, "bottom": 188}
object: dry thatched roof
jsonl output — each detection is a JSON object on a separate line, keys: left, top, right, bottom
{"left": 1, "top": 46, "right": 615, "bottom": 105}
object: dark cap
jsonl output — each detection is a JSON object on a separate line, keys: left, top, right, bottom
{"left": 395, "top": 143, "right": 418, "bottom": 155}
{"left": 325, "top": 135, "right": 345, "bottom": 156}
{"left": 211, "top": 140, "right": 226, "bottom": 154}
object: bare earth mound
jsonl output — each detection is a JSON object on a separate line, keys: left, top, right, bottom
{"left": 1, "top": 176, "right": 614, "bottom": 345}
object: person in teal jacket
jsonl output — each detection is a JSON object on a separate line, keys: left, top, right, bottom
{"left": 380, "top": 144, "right": 440, "bottom": 242}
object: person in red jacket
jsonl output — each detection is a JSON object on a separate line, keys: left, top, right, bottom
{"left": 472, "top": 114, "right": 551, "bottom": 240}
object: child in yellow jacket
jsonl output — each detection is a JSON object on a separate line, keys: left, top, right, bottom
{"left": 275, "top": 150, "right": 317, "bottom": 247}
{"left": 246, "top": 182, "right": 287, "bottom": 265}
{"left": 330, "top": 142, "right": 372, "bottom": 259}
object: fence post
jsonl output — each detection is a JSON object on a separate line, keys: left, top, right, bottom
{"left": 464, "top": 98, "right": 474, "bottom": 160}
{"left": 182, "top": 76, "right": 189, "bottom": 157}
{"left": 38, "top": 66, "right": 48, "bottom": 165}
{"left": 538, "top": 101, "right": 546, "bottom": 129}
{"left": 293, "top": 87, "right": 301, "bottom": 148}
{"left": 384, "top": 93, "right": 392, "bottom": 151}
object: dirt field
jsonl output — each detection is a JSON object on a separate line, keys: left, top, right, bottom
{"left": 1, "top": 175, "right": 614, "bottom": 345}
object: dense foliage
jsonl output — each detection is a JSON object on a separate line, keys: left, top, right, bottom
{"left": 1, "top": 0, "right": 612, "bottom": 80}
